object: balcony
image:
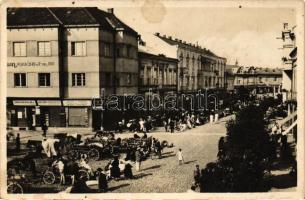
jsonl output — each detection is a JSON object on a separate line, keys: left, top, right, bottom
{"left": 181, "top": 67, "right": 189, "bottom": 74}
{"left": 198, "top": 69, "right": 205, "bottom": 75}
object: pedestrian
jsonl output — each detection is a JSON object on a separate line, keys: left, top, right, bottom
{"left": 53, "top": 157, "right": 65, "bottom": 185}
{"left": 176, "top": 148, "right": 184, "bottom": 165}
{"left": 155, "top": 140, "right": 162, "bottom": 159}
{"left": 135, "top": 147, "right": 142, "bottom": 172}
{"left": 110, "top": 156, "right": 121, "bottom": 179}
{"left": 42, "top": 121, "right": 48, "bottom": 137}
{"left": 96, "top": 168, "right": 108, "bottom": 192}
{"left": 15, "top": 133, "right": 20, "bottom": 152}
{"left": 193, "top": 164, "right": 201, "bottom": 187}
{"left": 123, "top": 159, "right": 134, "bottom": 179}
{"left": 170, "top": 119, "right": 175, "bottom": 133}
{"left": 163, "top": 120, "right": 168, "bottom": 132}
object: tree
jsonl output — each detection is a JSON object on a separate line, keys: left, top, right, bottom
{"left": 200, "top": 104, "right": 275, "bottom": 192}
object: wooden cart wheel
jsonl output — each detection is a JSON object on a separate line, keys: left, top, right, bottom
{"left": 78, "top": 169, "right": 90, "bottom": 181}
{"left": 43, "top": 170, "right": 56, "bottom": 184}
{"left": 7, "top": 182, "right": 23, "bottom": 193}
{"left": 88, "top": 148, "right": 100, "bottom": 161}
{"left": 68, "top": 150, "right": 79, "bottom": 160}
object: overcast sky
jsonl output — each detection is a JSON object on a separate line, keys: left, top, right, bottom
{"left": 100, "top": 5, "right": 295, "bottom": 68}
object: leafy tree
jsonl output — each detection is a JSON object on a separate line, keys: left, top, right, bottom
{"left": 200, "top": 104, "right": 275, "bottom": 192}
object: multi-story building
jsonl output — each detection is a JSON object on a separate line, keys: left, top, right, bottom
{"left": 224, "top": 64, "right": 282, "bottom": 99}
{"left": 6, "top": 7, "right": 138, "bottom": 130}
{"left": 155, "top": 33, "right": 226, "bottom": 94}
{"left": 280, "top": 23, "right": 297, "bottom": 103}
{"left": 138, "top": 33, "right": 178, "bottom": 97}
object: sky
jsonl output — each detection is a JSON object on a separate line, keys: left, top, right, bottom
{"left": 100, "top": 4, "right": 295, "bottom": 68}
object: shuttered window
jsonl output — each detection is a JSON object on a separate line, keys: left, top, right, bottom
{"left": 13, "top": 42, "right": 26, "bottom": 57}
{"left": 38, "top": 41, "right": 51, "bottom": 56}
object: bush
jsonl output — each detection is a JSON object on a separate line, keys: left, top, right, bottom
{"left": 200, "top": 105, "right": 275, "bottom": 192}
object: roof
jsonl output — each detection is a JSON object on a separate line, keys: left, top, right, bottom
{"left": 85, "top": 7, "right": 114, "bottom": 31}
{"left": 138, "top": 33, "right": 178, "bottom": 60}
{"left": 7, "top": 8, "right": 60, "bottom": 26}
{"left": 255, "top": 68, "right": 282, "bottom": 75}
{"left": 156, "top": 34, "right": 222, "bottom": 58}
{"left": 7, "top": 7, "right": 138, "bottom": 35}
{"left": 103, "top": 10, "right": 137, "bottom": 35}
{"left": 49, "top": 8, "right": 98, "bottom": 26}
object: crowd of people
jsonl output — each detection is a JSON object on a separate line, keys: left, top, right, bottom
{"left": 114, "top": 108, "right": 232, "bottom": 135}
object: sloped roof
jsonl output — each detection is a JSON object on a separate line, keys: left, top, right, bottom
{"left": 49, "top": 8, "right": 98, "bottom": 26}
{"left": 156, "top": 34, "right": 220, "bottom": 58}
{"left": 85, "top": 7, "right": 114, "bottom": 30}
{"left": 7, "top": 8, "right": 60, "bottom": 26}
{"left": 255, "top": 68, "right": 282, "bottom": 75}
{"left": 138, "top": 32, "right": 178, "bottom": 60}
{"left": 7, "top": 7, "right": 138, "bottom": 35}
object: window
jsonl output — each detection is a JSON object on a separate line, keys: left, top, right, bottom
{"left": 127, "top": 46, "right": 132, "bottom": 58}
{"left": 38, "top": 41, "right": 51, "bottom": 56}
{"left": 103, "top": 43, "right": 111, "bottom": 57}
{"left": 127, "top": 74, "right": 131, "bottom": 85}
{"left": 71, "top": 41, "right": 86, "bottom": 56}
{"left": 38, "top": 73, "right": 50, "bottom": 87}
{"left": 14, "top": 73, "right": 26, "bottom": 87}
{"left": 259, "top": 77, "right": 263, "bottom": 83}
{"left": 116, "top": 47, "right": 121, "bottom": 57}
{"left": 105, "top": 73, "right": 111, "bottom": 86}
{"left": 274, "top": 77, "right": 277, "bottom": 81}
{"left": 13, "top": 42, "right": 26, "bottom": 57}
{"left": 72, "top": 73, "right": 86, "bottom": 86}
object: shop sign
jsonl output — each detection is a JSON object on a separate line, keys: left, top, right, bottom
{"left": 13, "top": 100, "right": 36, "bottom": 106}
{"left": 37, "top": 100, "right": 62, "bottom": 106}
{"left": 35, "top": 106, "right": 40, "bottom": 115}
{"left": 7, "top": 61, "right": 55, "bottom": 68}
{"left": 17, "top": 111, "right": 23, "bottom": 119}
{"left": 63, "top": 100, "right": 91, "bottom": 107}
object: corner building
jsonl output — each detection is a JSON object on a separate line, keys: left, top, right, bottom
{"left": 6, "top": 7, "right": 138, "bottom": 131}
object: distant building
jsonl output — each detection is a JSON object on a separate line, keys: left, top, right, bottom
{"left": 224, "top": 65, "right": 236, "bottom": 92}
{"left": 6, "top": 7, "right": 138, "bottom": 130}
{"left": 280, "top": 23, "right": 297, "bottom": 103}
{"left": 155, "top": 33, "right": 226, "bottom": 94}
{"left": 225, "top": 65, "right": 282, "bottom": 99}
{"left": 138, "top": 33, "right": 178, "bottom": 97}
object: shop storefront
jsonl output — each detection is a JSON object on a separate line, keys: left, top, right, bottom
{"left": 7, "top": 99, "right": 93, "bottom": 130}
{"left": 63, "top": 100, "right": 92, "bottom": 127}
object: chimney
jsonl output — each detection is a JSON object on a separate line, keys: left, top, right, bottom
{"left": 179, "top": 40, "right": 182, "bottom": 43}
{"left": 163, "top": 34, "right": 166, "bottom": 38}
{"left": 107, "top": 8, "right": 114, "bottom": 14}
{"left": 168, "top": 36, "right": 172, "bottom": 40}
{"left": 155, "top": 32, "right": 160, "bottom": 36}
{"left": 175, "top": 38, "right": 178, "bottom": 41}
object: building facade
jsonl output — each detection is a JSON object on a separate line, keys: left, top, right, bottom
{"left": 155, "top": 33, "right": 226, "bottom": 94}
{"left": 280, "top": 23, "right": 297, "bottom": 102}
{"left": 224, "top": 65, "right": 282, "bottom": 99}
{"left": 7, "top": 7, "right": 138, "bottom": 130}
{"left": 138, "top": 34, "right": 178, "bottom": 97}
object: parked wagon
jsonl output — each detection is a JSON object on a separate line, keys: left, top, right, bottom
{"left": 7, "top": 159, "right": 31, "bottom": 193}
{"left": 42, "top": 164, "right": 90, "bottom": 185}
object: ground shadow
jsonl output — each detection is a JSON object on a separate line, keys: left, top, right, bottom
{"left": 271, "top": 173, "right": 297, "bottom": 189}
{"left": 162, "top": 151, "right": 174, "bottom": 155}
{"left": 108, "top": 183, "right": 130, "bottom": 191}
{"left": 184, "top": 160, "right": 197, "bottom": 164}
{"left": 133, "top": 172, "right": 153, "bottom": 180}
{"left": 161, "top": 154, "right": 176, "bottom": 159}
{"left": 142, "top": 165, "right": 162, "bottom": 171}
